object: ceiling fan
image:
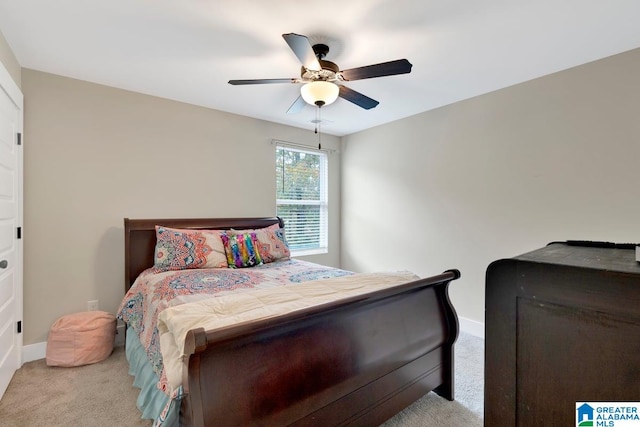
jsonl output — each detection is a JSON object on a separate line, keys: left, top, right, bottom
{"left": 228, "top": 33, "right": 413, "bottom": 113}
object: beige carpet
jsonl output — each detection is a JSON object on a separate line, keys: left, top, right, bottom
{"left": 0, "top": 333, "right": 483, "bottom": 426}
{"left": 0, "top": 346, "right": 151, "bottom": 427}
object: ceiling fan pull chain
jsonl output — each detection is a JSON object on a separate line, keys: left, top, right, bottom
{"left": 314, "top": 109, "right": 320, "bottom": 134}
{"left": 314, "top": 106, "right": 319, "bottom": 136}
{"left": 317, "top": 106, "right": 322, "bottom": 150}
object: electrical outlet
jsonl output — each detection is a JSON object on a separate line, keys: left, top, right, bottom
{"left": 87, "top": 300, "right": 99, "bottom": 311}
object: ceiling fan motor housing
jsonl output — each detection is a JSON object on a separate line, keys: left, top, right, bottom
{"left": 299, "top": 43, "right": 341, "bottom": 82}
{"left": 301, "top": 60, "right": 339, "bottom": 81}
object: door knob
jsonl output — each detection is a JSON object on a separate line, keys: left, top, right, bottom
{"left": 0, "top": 260, "right": 7, "bottom": 268}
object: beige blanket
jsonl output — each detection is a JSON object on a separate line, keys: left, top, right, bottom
{"left": 157, "top": 271, "right": 419, "bottom": 392}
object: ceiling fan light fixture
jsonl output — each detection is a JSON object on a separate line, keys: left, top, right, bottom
{"left": 301, "top": 81, "right": 339, "bottom": 107}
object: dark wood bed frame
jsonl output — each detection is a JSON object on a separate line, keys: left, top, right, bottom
{"left": 124, "top": 217, "right": 460, "bottom": 427}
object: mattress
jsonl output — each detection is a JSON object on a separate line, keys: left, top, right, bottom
{"left": 158, "top": 270, "right": 419, "bottom": 393}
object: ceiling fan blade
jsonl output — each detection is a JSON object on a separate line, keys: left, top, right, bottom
{"left": 228, "top": 78, "right": 298, "bottom": 85}
{"left": 340, "top": 59, "right": 413, "bottom": 81}
{"left": 282, "top": 33, "right": 321, "bottom": 71}
{"left": 286, "top": 95, "right": 307, "bottom": 114}
{"left": 338, "top": 86, "right": 379, "bottom": 110}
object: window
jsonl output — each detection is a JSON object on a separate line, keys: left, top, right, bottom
{"left": 276, "top": 143, "right": 328, "bottom": 256}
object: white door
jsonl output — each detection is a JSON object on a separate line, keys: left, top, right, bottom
{"left": 0, "top": 63, "right": 23, "bottom": 400}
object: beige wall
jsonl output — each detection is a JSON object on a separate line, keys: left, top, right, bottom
{"left": 13, "top": 40, "right": 640, "bottom": 342}
{"left": 21, "top": 69, "right": 341, "bottom": 344}
{"left": 341, "top": 48, "right": 640, "bottom": 325}
{"left": 0, "top": 29, "right": 20, "bottom": 88}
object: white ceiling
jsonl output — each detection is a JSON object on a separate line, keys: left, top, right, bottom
{"left": 1, "top": 1, "right": 640, "bottom": 136}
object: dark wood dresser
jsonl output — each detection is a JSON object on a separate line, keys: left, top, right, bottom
{"left": 485, "top": 242, "right": 640, "bottom": 426}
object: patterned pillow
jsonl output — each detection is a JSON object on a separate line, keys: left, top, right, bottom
{"left": 154, "top": 226, "right": 228, "bottom": 272}
{"left": 229, "top": 224, "right": 291, "bottom": 263}
{"left": 221, "top": 232, "right": 263, "bottom": 268}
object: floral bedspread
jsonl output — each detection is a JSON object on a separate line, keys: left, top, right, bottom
{"left": 117, "top": 259, "right": 352, "bottom": 394}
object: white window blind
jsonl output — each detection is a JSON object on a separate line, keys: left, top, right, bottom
{"left": 276, "top": 143, "right": 328, "bottom": 256}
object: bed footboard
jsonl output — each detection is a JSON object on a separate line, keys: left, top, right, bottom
{"left": 181, "top": 270, "right": 460, "bottom": 427}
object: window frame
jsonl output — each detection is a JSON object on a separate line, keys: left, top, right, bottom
{"left": 275, "top": 142, "right": 329, "bottom": 256}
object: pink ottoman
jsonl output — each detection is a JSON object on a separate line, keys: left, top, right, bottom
{"left": 46, "top": 310, "right": 116, "bottom": 367}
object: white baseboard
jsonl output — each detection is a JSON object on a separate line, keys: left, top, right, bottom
{"left": 459, "top": 316, "right": 484, "bottom": 339}
{"left": 22, "top": 342, "right": 47, "bottom": 363}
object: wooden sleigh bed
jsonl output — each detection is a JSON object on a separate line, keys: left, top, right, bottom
{"left": 122, "top": 216, "right": 460, "bottom": 427}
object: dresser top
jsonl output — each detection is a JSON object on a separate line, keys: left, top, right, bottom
{"left": 515, "top": 242, "right": 640, "bottom": 275}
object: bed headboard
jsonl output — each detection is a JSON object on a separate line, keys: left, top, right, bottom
{"left": 124, "top": 217, "right": 284, "bottom": 292}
